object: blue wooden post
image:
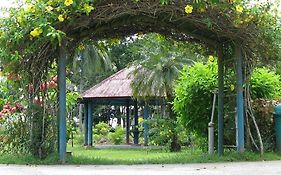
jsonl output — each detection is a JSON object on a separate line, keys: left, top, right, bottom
{"left": 58, "top": 47, "right": 67, "bottom": 163}
{"left": 144, "top": 104, "right": 149, "bottom": 146}
{"left": 133, "top": 101, "right": 139, "bottom": 145}
{"left": 84, "top": 102, "right": 88, "bottom": 146}
{"left": 87, "top": 102, "right": 93, "bottom": 146}
{"left": 218, "top": 48, "right": 224, "bottom": 156}
{"left": 274, "top": 104, "right": 281, "bottom": 152}
{"left": 126, "top": 101, "right": 130, "bottom": 144}
{"left": 236, "top": 45, "right": 245, "bottom": 152}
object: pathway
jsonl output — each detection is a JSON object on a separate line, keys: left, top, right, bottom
{"left": 1, "top": 160, "right": 281, "bottom": 175}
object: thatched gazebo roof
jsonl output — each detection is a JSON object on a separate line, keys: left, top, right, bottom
{"left": 82, "top": 67, "right": 134, "bottom": 99}
{"left": 81, "top": 66, "right": 165, "bottom": 106}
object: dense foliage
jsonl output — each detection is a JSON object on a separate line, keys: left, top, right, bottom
{"left": 250, "top": 68, "right": 281, "bottom": 99}
{"left": 174, "top": 62, "right": 218, "bottom": 137}
{"left": 174, "top": 62, "right": 281, "bottom": 141}
{"left": 148, "top": 114, "right": 196, "bottom": 148}
{"left": 0, "top": 75, "right": 80, "bottom": 157}
{"left": 0, "top": 0, "right": 279, "bottom": 80}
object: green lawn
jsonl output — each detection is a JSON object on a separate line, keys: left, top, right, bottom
{"left": 0, "top": 145, "right": 281, "bottom": 165}
{"left": 67, "top": 145, "right": 281, "bottom": 164}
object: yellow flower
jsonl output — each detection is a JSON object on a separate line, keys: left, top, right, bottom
{"left": 46, "top": 6, "right": 53, "bottom": 12}
{"left": 17, "top": 16, "right": 25, "bottom": 25}
{"left": 209, "top": 55, "right": 215, "bottom": 62}
{"left": 64, "top": 0, "right": 73, "bottom": 6}
{"left": 26, "top": 5, "right": 35, "bottom": 13}
{"left": 235, "top": 5, "right": 243, "bottom": 13}
{"left": 30, "top": 27, "right": 43, "bottom": 37}
{"left": 185, "top": 5, "right": 193, "bottom": 14}
{"left": 83, "top": 4, "right": 94, "bottom": 15}
{"left": 230, "top": 84, "right": 235, "bottom": 91}
{"left": 58, "top": 15, "right": 65, "bottom": 22}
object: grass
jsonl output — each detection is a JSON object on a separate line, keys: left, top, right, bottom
{"left": 1, "top": 144, "right": 281, "bottom": 165}
{"left": 0, "top": 153, "right": 59, "bottom": 165}
{"left": 66, "top": 145, "right": 281, "bottom": 165}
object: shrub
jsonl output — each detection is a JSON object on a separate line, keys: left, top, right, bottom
{"left": 93, "top": 122, "right": 110, "bottom": 136}
{"left": 250, "top": 67, "right": 281, "bottom": 99}
{"left": 109, "top": 126, "right": 124, "bottom": 145}
{"left": 174, "top": 62, "right": 281, "bottom": 149}
{"left": 93, "top": 122, "right": 110, "bottom": 144}
{"left": 73, "top": 130, "right": 84, "bottom": 145}
{"left": 174, "top": 62, "right": 217, "bottom": 138}
{"left": 0, "top": 113, "right": 30, "bottom": 155}
{"left": 67, "top": 120, "right": 77, "bottom": 141}
{"left": 148, "top": 115, "right": 194, "bottom": 149}
{"left": 148, "top": 115, "right": 173, "bottom": 146}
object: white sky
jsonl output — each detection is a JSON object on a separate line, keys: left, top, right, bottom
{"left": 0, "top": 0, "right": 16, "bottom": 8}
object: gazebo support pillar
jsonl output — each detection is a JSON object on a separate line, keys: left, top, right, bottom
{"left": 133, "top": 101, "right": 139, "bottom": 145}
{"left": 58, "top": 47, "right": 67, "bottom": 163}
{"left": 218, "top": 48, "right": 224, "bottom": 156}
{"left": 126, "top": 101, "right": 130, "bottom": 144}
{"left": 236, "top": 45, "right": 245, "bottom": 152}
{"left": 144, "top": 104, "right": 149, "bottom": 146}
{"left": 87, "top": 102, "right": 93, "bottom": 146}
{"left": 84, "top": 102, "right": 88, "bottom": 146}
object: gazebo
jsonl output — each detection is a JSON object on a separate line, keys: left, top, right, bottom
{"left": 81, "top": 66, "right": 164, "bottom": 146}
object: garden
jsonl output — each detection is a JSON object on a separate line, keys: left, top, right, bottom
{"left": 0, "top": 0, "right": 280, "bottom": 164}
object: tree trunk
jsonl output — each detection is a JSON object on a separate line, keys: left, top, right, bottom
{"left": 30, "top": 103, "right": 46, "bottom": 158}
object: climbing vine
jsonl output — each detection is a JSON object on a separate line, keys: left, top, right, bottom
{"left": 0, "top": 0, "right": 279, "bottom": 81}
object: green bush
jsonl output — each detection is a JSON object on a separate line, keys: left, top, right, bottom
{"left": 174, "top": 62, "right": 218, "bottom": 138}
{"left": 109, "top": 126, "right": 124, "bottom": 145}
{"left": 148, "top": 115, "right": 173, "bottom": 146}
{"left": 67, "top": 120, "right": 77, "bottom": 141}
{"left": 72, "top": 130, "right": 84, "bottom": 145}
{"left": 0, "top": 113, "right": 30, "bottom": 155}
{"left": 93, "top": 122, "right": 110, "bottom": 136}
{"left": 148, "top": 115, "right": 195, "bottom": 149}
{"left": 174, "top": 62, "right": 281, "bottom": 143}
{"left": 250, "top": 67, "right": 281, "bottom": 99}
{"left": 93, "top": 122, "right": 110, "bottom": 144}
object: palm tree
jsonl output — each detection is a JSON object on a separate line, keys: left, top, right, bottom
{"left": 70, "top": 42, "right": 114, "bottom": 131}
{"left": 130, "top": 34, "right": 196, "bottom": 151}
{"left": 71, "top": 42, "right": 114, "bottom": 90}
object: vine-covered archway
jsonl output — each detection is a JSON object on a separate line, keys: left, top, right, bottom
{"left": 0, "top": 0, "right": 279, "bottom": 162}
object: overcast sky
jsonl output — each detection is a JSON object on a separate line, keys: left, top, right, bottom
{"left": 0, "top": 0, "right": 15, "bottom": 8}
